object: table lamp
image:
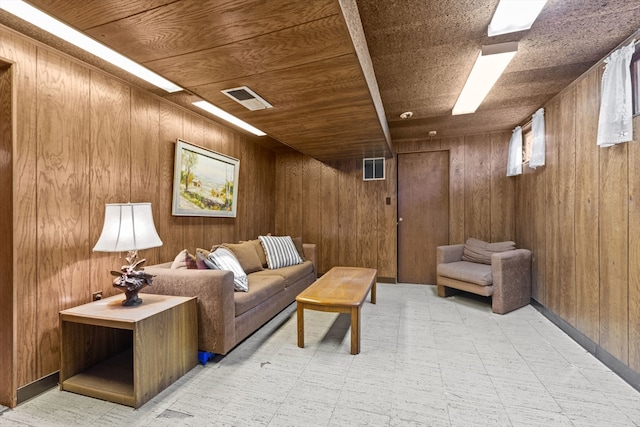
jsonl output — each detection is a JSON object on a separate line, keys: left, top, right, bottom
{"left": 93, "top": 203, "right": 163, "bottom": 306}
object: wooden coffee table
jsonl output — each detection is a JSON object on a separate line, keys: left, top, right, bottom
{"left": 296, "top": 267, "right": 377, "bottom": 355}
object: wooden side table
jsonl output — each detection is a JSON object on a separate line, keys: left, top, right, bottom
{"left": 59, "top": 294, "right": 197, "bottom": 408}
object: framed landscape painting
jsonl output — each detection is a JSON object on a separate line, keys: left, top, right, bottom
{"left": 172, "top": 139, "right": 240, "bottom": 217}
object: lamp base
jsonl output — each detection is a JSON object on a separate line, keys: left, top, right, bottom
{"left": 122, "top": 290, "right": 143, "bottom": 306}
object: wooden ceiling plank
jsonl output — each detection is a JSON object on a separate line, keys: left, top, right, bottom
{"left": 83, "top": 0, "right": 340, "bottom": 63}
{"left": 145, "top": 14, "right": 353, "bottom": 87}
{"left": 27, "top": 0, "right": 176, "bottom": 30}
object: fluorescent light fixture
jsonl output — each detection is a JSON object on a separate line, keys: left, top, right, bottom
{"left": 0, "top": 0, "right": 183, "bottom": 93}
{"left": 488, "top": 0, "right": 547, "bottom": 36}
{"left": 192, "top": 100, "right": 267, "bottom": 137}
{"left": 452, "top": 42, "right": 518, "bottom": 116}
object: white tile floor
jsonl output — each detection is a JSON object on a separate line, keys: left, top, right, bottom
{"left": 1, "top": 283, "right": 639, "bottom": 426}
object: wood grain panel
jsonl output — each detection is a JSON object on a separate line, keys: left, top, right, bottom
{"left": 251, "top": 149, "right": 276, "bottom": 239}
{"left": 464, "top": 134, "right": 491, "bottom": 241}
{"left": 320, "top": 162, "right": 339, "bottom": 274}
{"left": 599, "top": 140, "right": 629, "bottom": 362}
{"left": 490, "top": 131, "right": 515, "bottom": 242}
{"left": 629, "top": 114, "right": 640, "bottom": 371}
{"left": 0, "top": 63, "right": 14, "bottom": 408}
{"left": 147, "top": 14, "right": 352, "bottom": 87}
{"left": 157, "top": 103, "right": 183, "bottom": 262}
{"left": 544, "top": 99, "right": 560, "bottom": 313}
{"left": 556, "top": 88, "right": 577, "bottom": 325}
{"left": 356, "top": 170, "right": 379, "bottom": 269}
{"left": 36, "top": 49, "right": 91, "bottom": 377}
{"left": 302, "top": 156, "right": 323, "bottom": 260}
{"left": 129, "top": 89, "right": 161, "bottom": 267}
{"left": 338, "top": 159, "right": 358, "bottom": 267}
{"left": 274, "top": 152, "right": 287, "bottom": 236}
{"left": 235, "top": 141, "right": 252, "bottom": 241}
{"left": 285, "top": 153, "right": 303, "bottom": 237}
{"left": 3, "top": 32, "right": 38, "bottom": 395}
{"left": 28, "top": 0, "right": 176, "bottom": 30}
{"left": 515, "top": 156, "right": 533, "bottom": 251}
{"left": 530, "top": 145, "right": 547, "bottom": 303}
{"left": 574, "top": 71, "right": 600, "bottom": 340}
{"left": 84, "top": 0, "right": 339, "bottom": 63}
{"left": 89, "top": 72, "right": 131, "bottom": 300}
{"left": 441, "top": 136, "right": 465, "bottom": 244}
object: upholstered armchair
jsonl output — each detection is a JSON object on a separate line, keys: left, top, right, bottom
{"left": 436, "top": 239, "right": 532, "bottom": 314}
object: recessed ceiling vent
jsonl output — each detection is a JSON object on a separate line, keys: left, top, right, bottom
{"left": 221, "top": 86, "right": 273, "bottom": 111}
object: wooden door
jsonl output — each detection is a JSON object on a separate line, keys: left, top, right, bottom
{"left": 397, "top": 151, "right": 449, "bottom": 284}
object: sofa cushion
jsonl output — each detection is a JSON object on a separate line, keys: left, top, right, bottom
{"left": 246, "top": 239, "right": 268, "bottom": 268}
{"left": 259, "top": 235, "right": 303, "bottom": 269}
{"left": 208, "top": 247, "right": 249, "bottom": 292}
{"left": 195, "top": 248, "right": 211, "bottom": 269}
{"left": 224, "top": 242, "right": 264, "bottom": 274}
{"left": 250, "top": 260, "right": 314, "bottom": 286}
{"left": 291, "top": 236, "right": 306, "bottom": 260}
{"left": 437, "top": 261, "right": 493, "bottom": 286}
{"left": 234, "top": 275, "right": 285, "bottom": 316}
{"left": 171, "top": 249, "right": 198, "bottom": 269}
{"left": 462, "top": 238, "right": 515, "bottom": 265}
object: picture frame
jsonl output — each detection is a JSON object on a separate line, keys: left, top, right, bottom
{"left": 172, "top": 139, "right": 240, "bottom": 217}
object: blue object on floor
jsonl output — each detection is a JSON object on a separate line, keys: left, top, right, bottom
{"left": 198, "top": 351, "right": 214, "bottom": 365}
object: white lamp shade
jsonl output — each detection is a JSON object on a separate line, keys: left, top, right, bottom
{"left": 93, "top": 203, "right": 163, "bottom": 252}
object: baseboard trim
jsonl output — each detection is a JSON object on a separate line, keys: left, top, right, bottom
{"left": 531, "top": 299, "right": 640, "bottom": 392}
{"left": 378, "top": 277, "right": 396, "bottom": 284}
{"left": 17, "top": 371, "right": 58, "bottom": 405}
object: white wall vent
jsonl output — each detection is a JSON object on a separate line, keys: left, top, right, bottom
{"left": 221, "top": 86, "right": 273, "bottom": 111}
{"left": 363, "top": 157, "right": 385, "bottom": 181}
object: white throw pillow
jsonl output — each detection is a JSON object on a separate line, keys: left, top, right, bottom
{"left": 258, "top": 235, "right": 303, "bottom": 269}
{"left": 208, "top": 247, "right": 249, "bottom": 292}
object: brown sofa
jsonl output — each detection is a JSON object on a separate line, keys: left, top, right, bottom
{"left": 141, "top": 241, "right": 316, "bottom": 355}
{"left": 436, "top": 240, "right": 531, "bottom": 314}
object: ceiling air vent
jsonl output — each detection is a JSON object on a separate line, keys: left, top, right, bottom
{"left": 221, "top": 86, "right": 273, "bottom": 111}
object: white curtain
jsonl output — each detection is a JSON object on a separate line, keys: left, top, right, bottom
{"left": 529, "top": 108, "right": 545, "bottom": 168}
{"left": 597, "top": 41, "right": 635, "bottom": 147}
{"left": 507, "top": 126, "right": 522, "bottom": 176}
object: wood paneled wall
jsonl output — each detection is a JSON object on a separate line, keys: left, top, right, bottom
{"left": 274, "top": 153, "right": 397, "bottom": 279}
{"left": 398, "top": 132, "right": 515, "bottom": 246}
{"left": 0, "top": 25, "right": 276, "bottom": 406}
{"left": 0, "top": 62, "right": 15, "bottom": 407}
{"left": 515, "top": 49, "right": 640, "bottom": 374}
{"left": 274, "top": 130, "right": 515, "bottom": 280}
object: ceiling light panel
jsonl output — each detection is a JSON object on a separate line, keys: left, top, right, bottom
{"left": 488, "top": 0, "right": 547, "bottom": 37}
{"left": 0, "top": 0, "right": 183, "bottom": 93}
{"left": 192, "top": 101, "right": 267, "bottom": 137}
{"left": 452, "top": 42, "right": 518, "bottom": 116}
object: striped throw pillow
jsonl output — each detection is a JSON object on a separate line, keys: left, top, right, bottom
{"left": 207, "top": 247, "right": 249, "bottom": 292}
{"left": 258, "top": 235, "right": 303, "bottom": 269}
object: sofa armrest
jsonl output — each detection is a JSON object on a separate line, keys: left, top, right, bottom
{"left": 491, "top": 249, "right": 532, "bottom": 314}
{"left": 437, "top": 244, "right": 464, "bottom": 264}
{"left": 303, "top": 243, "right": 317, "bottom": 277}
{"left": 140, "top": 265, "right": 236, "bottom": 354}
